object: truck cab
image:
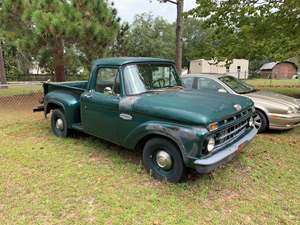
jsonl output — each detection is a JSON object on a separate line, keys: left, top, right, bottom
{"left": 39, "top": 57, "right": 257, "bottom": 182}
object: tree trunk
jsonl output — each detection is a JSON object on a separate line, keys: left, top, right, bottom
{"left": 0, "top": 43, "right": 7, "bottom": 85}
{"left": 175, "top": 0, "right": 184, "bottom": 74}
{"left": 53, "top": 37, "right": 65, "bottom": 82}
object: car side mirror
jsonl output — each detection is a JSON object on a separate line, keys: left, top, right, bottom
{"left": 218, "top": 88, "right": 227, "bottom": 93}
{"left": 104, "top": 87, "right": 113, "bottom": 95}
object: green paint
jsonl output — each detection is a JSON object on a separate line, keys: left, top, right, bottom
{"left": 43, "top": 57, "right": 255, "bottom": 169}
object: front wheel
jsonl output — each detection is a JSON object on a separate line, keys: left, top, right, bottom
{"left": 254, "top": 110, "right": 268, "bottom": 133}
{"left": 51, "top": 109, "right": 70, "bottom": 137}
{"left": 143, "top": 138, "right": 186, "bottom": 183}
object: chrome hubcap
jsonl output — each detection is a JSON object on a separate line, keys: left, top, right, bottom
{"left": 56, "top": 118, "right": 64, "bottom": 130}
{"left": 254, "top": 114, "right": 262, "bottom": 130}
{"left": 156, "top": 150, "right": 172, "bottom": 170}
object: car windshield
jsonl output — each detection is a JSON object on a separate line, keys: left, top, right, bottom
{"left": 219, "top": 76, "right": 256, "bottom": 94}
{"left": 123, "top": 63, "right": 181, "bottom": 95}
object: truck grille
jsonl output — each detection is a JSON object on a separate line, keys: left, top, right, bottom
{"left": 214, "top": 109, "right": 252, "bottom": 148}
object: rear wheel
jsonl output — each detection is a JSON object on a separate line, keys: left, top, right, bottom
{"left": 142, "top": 138, "right": 186, "bottom": 183}
{"left": 254, "top": 109, "right": 268, "bottom": 133}
{"left": 51, "top": 109, "right": 70, "bottom": 137}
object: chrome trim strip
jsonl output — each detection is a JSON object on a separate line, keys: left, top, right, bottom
{"left": 120, "top": 113, "right": 133, "bottom": 120}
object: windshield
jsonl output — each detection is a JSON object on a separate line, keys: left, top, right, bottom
{"left": 123, "top": 64, "right": 181, "bottom": 95}
{"left": 219, "top": 76, "right": 256, "bottom": 94}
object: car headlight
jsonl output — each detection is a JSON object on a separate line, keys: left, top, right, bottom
{"left": 287, "top": 107, "right": 297, "bottom": 114}
{"left": 207, "top": 137, "right": 215, "bottom": 152}
{"left": 249, "top": 117, "right": 254, "bottom": 127}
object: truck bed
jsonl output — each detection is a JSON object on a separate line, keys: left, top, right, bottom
{"left": 43, "top": 81, "right": 88, "bottom": 96}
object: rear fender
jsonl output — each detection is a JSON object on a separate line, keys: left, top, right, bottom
{"left": 44, "top": 91, "right": 81, "bottom": 128}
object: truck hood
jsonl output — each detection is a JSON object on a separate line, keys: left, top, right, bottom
{"left": 244, "top": 91, "right": 300, "bottom": 111}
{"left": 129, "top": 89, "right": 253, "bottom": 126}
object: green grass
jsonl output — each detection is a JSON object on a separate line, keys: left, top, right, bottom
{"left": 245, "top": 79, "right": 300, "bottom": 98}
{"left": 0, "top": 85, "right": 42, "bottom": 97}
{"left": 246, "top": 79, "right": 300, "bottom": 87}
{"left": 0, "top": 108, "right": 299, "bottom": 224}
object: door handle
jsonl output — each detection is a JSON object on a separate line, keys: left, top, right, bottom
{"left": 85, "top": 93, "right": 93, "bottom": 98}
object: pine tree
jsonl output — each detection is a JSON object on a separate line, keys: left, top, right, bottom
{"left": 0, "top": 0, "right": 119, "bottom": 81}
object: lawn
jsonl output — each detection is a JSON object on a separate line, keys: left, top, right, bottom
{"left": 0, "top": 84, "right": 42, "bottom": 97}
{"left": 0, "top": 96, "right": 299, "bottom": 224}
{"left": 245, "top": 79, "right": 300, "bottom": 98}
{"left": 246, "top": 79, "right": 300, "bottom": 87}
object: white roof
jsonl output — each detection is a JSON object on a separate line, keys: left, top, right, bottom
{"left": 260, "top": 62, "right": 277, "bottom": 70}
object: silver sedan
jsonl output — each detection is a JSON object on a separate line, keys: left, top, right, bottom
{"left": 182, "top": 74, "right": 300, "bottom": 133}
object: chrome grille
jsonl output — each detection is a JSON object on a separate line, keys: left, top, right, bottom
{"left": 214, "top": 117, "right": 250, "bottom": 148}
{"left": 219, "top": 108, "right": 252, "bottom": 126}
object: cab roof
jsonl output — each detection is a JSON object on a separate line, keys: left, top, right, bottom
{"left": 92, "top": 57, "right": 174, "bottom": 67}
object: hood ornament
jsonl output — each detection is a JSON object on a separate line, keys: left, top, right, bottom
{"left": 234, "top": 104, "right": 242, "bottom": 111}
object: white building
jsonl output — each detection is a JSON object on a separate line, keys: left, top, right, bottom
{"left": 189, "top": 59, "right": 249, "bottom": 79}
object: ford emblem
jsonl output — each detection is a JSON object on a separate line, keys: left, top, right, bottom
{"left": 234, "top": 104, "right": 242, "bottom": 111}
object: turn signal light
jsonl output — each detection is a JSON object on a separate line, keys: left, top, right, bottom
{"left": 208, "top": 122, "right": 218, "bottom": 131}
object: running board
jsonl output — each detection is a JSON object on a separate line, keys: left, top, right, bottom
{"left": 72, "top": 123, "right": 84, "bottom": 132}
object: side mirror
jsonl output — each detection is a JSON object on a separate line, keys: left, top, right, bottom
{"left": 218, "top": 88, "right": 227, "bottom": 93}
{"left": 104, "top": 87, "right": 113, "bottom": 95}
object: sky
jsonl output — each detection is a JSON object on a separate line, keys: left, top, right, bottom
{"left": 111, "top": 0, "right": 197, "bottom": 23}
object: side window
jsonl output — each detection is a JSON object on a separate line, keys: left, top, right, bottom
{"left": 182, "top": 77, "right": 194, "bottom": 89}
{"left": 197, "top": 77, "right": 223, "bottom": 91}
{"left": 95, "top": 68, "right": 120, "bottom": 95}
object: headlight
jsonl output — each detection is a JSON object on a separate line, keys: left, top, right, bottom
{"left": 207, "top": 137, "right": 215, "bottom": 152}
{"left": 287, "top": 107, "right": 296, "bottom": 114}
{"left": 249, "top": 117, "right": 254, "bottom": 127}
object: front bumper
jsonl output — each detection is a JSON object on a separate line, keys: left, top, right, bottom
{"left": 268, "top": 113, "right": 300, "bottom": 130}
{"left": 194, "top": 127, "right": 257, "bottom": 174}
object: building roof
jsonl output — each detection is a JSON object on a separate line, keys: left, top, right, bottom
{"left": 92, "top": 57, "right": 174, "bottom": 67}
{"left": 260, "top": 62, "right": 277, "bottom": 70}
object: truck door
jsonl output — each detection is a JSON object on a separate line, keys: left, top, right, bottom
{"left": 81, "top": 67, "right": 121, "bottom": 144}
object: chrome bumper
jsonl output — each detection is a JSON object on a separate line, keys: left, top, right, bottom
{"left": 269, "top": 113, "right": 300, "bottom": 130}
{"left": 194, "top": 127, "right": 257, "bottom": 174}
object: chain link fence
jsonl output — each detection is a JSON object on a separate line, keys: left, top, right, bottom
{"left": 0, "top": 82, "right": 43, "bottom": 113}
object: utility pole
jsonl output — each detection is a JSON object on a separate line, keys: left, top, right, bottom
{"left": 0, "top": 41, "right": 7, "bottom": 85}
{"left": 158, "top": 0, "right": 184, "bottom": 73}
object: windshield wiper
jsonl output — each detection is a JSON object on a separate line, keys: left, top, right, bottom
{"left": 139, "top": 90, "right": 164, "bottom": 95}
{"left": 165, "top": 85, "right": 184, "bottom": 89}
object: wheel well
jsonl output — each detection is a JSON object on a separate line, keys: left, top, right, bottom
{"left": 255, "top": 108, "right": 269, "bottom": 126}
{"left": 135, "top": 134, "right": 183, "bottom": 156}
{"left": 46, "top": 103, "right": 64, "bottom": 115}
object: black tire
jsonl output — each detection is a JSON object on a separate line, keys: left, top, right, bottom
{"left": 51, "top": 109, "right": 70, "bottom": 137}
{"left": 143, "top": 138, "right": 186, "bottom": 183}
{"left": 254, "top": 109, "right": 268, "bottom": 133}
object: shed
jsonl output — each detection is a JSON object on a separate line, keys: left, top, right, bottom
{"left": 189, "top": 59, "right": 249, "bottom": 79}
{"left": 259, "top": 61, "right": 298, "bottom": 79}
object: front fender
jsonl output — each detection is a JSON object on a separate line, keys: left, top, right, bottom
{"left": 44, "top": 91, "right": 81, "bottom": 128}
{"left": 254, "top": 104, "right": 269, "bottom": 115}
{"left": 123, "top": 121, "right": 208, "bottom": 166}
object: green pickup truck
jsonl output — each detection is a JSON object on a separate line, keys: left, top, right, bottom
{"left": 36, "top": 57, "right": 257, "bottom": 182}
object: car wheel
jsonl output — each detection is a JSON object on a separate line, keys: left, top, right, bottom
{"left": 254, "top": 110, "right": 268, "bottom": 133}
{"left": 51, "top": 109, "right": 69, "bottom": 137}
{"left": 143, "top": 138, "right": 186, "bottom": 183}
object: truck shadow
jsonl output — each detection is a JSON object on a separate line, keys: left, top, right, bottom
{"left": 72, "top": 130, "right": 206, "bottom": 183}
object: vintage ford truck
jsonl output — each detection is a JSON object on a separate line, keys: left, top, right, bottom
{"left": 35, "top": 57, "right": 257, "bottom": 182}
